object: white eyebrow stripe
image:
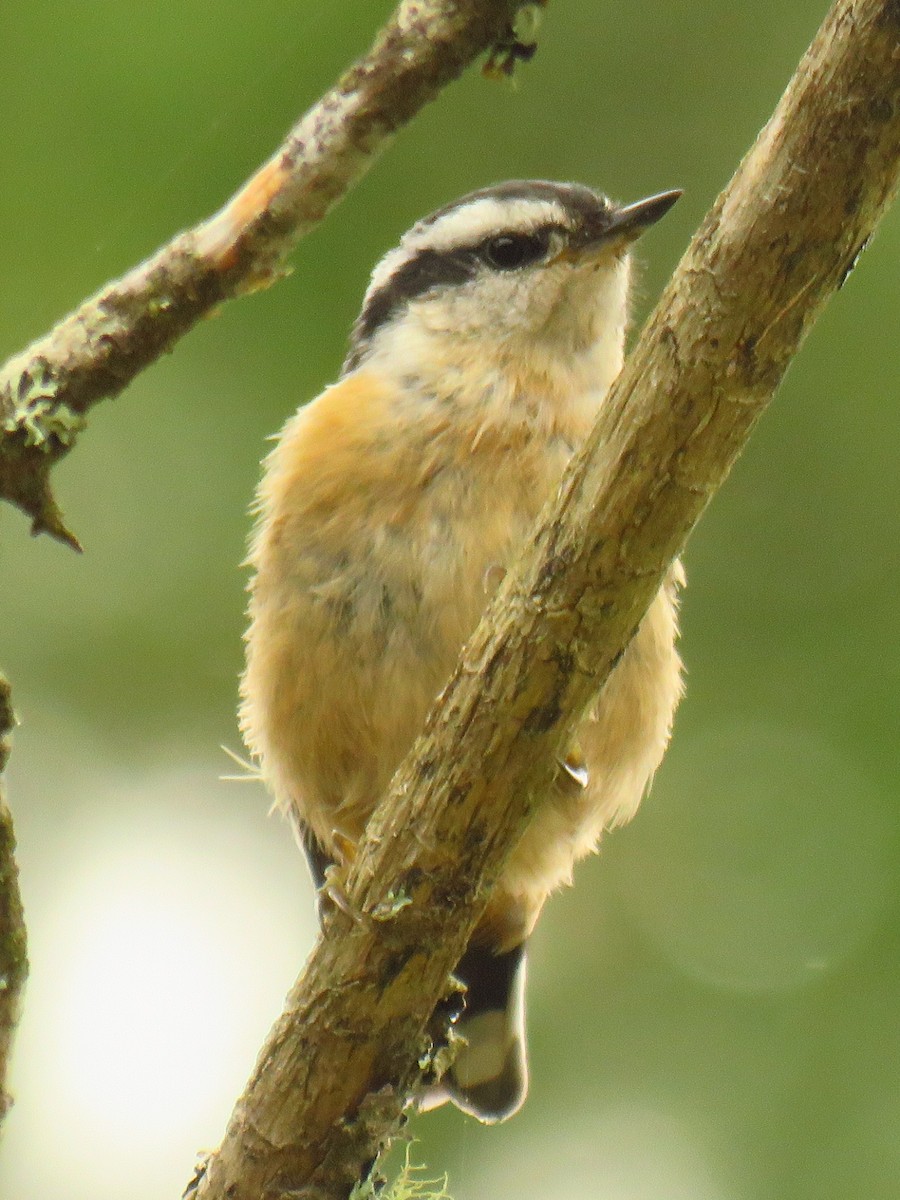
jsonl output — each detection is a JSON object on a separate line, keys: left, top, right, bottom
{"left": 411, "top": 197, "right": 567, "bottom": 251}
{"left": 366, "top": 197, "right": 568, "bottom": 295}
{"left": 367, "top": 245, "right": 415, "bottom": 297}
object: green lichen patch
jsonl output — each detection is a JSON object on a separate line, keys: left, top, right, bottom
{"left": 370, "top": 887, "right": 414, "bottom": 922}
{"left": 4, "top": 396, "right": 86, "bottom": 451}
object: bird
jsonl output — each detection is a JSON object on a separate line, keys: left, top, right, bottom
{"left": 240, "top": 179, "right": 684, "bottom": 1124}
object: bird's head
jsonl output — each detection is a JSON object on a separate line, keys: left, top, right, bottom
{"left": 344, "top": 180, "right": 680, "bottom": 386}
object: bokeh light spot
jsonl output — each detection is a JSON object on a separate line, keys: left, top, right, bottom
{"left": 613, "top": 722, "right": 896, "bottom": 992}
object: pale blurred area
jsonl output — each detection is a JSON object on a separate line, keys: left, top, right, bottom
{"left": 4, "top": 742, "right": 316, "bottom": 1200}
{"left": 2, "top": 2, "right": 899, "bottom": 1199}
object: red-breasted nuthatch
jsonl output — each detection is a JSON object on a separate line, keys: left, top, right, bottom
{"left": 240, "top": 180, "right": 684, "bottom": 1123}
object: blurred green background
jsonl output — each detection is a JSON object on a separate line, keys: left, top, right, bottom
{"left": 2, "top": 2, "right": 899, "bottom": 1198}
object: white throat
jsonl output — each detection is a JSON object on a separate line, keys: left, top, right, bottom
{"left": 360, "top": 256, "right": 631, "bottom": 424}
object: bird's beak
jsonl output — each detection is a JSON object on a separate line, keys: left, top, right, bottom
{"left": 564, "top": 189, "right": 682, "bottom": 262}
{"left": 605, "top": 189, "right": 683, "bottom": 243}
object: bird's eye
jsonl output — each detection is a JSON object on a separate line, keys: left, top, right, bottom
{"left": 481, "top": 230, "right": 550, "bottom": 271}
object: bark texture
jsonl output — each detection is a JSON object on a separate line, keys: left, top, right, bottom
{"left": 0, "top": 0, "right": 536, "bottom": 548}
{"left": 0, "top": 678, "right": 27, "bottom": 1128}
{"left": 190, "top": 1, "right": 900, "bottom": 1198}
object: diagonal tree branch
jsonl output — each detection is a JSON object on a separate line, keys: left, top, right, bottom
{"left": 0, "top": 678, "right": 27, "bottom": 1130}
{"left": 187, "top": 0, "right": 900, "bottom": 1197}
{"left": 0, "top": 0, "right": 541, "bottom": 549}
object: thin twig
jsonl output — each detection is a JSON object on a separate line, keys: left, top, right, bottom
{"left": 0, "top": 0, "right": 540, "bottom": 548}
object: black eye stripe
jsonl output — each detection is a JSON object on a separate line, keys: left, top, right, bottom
{"left": 344, "top": 217, "right": 568, "bottom": 373}
{"left": 345, "top": 246, "right": 480, "bottom": 367}
{"left": 480, "top": 228, "right": 552, "bottom": 270}
{"left": 351, "top": 227, "right": 556, "bottom": 345}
